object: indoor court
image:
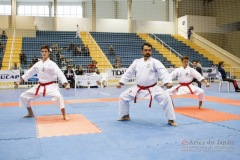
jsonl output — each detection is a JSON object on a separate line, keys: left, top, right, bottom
{"left": 0, "top": 0, "right": 239, "bottom": 160}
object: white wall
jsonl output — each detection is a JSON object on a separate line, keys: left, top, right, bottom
{"left": 96, "top": 19, "right": 128, "bottom": 32}
{"left": 178, "top": 15, "right": 226, "bottom": 39}
{"left": 135, "top": 21, "right": 175, "bottom": 34}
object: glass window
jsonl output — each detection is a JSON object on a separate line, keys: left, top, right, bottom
{"left": 57, "top": 5, "right": 82, "bottom": 17}
{"left": 0, "top": 5, "right": 11, "bottom": 15}
{"left": 17, "top": 5, "right": 49, "bottom": 17}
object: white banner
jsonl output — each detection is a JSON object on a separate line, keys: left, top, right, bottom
{"left": 75, "top": 75, "right": 101, "bottom": 87}
{"left": 105, "top": 68, "right": 128, "bottom": 79}
{"left": 0, "top": 70, "right": 20, "bottom": 82}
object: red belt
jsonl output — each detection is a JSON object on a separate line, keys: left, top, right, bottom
{"left": 175, "top": 82, "right": 193, "bottom": 94}
{"left": 134, "top": 83, "right": 157, "bottom": 108}
{"left": 35, "top": 81, "right": 54, "bottom": 97}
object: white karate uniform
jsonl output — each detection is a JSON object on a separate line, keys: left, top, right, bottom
{"left": 76, "top": 25, "right": 80, "bottom": 38}
{"left": 166, "top": 66, "right": 205, "bottom": 101}
{"left": 119, "top": 57, "right": 176, "bottom": 120}
{"left": 19, "top": 59, "right": 68, "bottom": 109}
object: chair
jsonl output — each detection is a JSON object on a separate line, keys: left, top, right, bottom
{"left": 100, "top": 72, "right": 108, "bottom": 87}
{"left": 216, "top": 72, "right": 230, "bottom": 93}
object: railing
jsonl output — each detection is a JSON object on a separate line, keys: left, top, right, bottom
{"left": 8, "top": 29, "right": 16, "bottom": 70}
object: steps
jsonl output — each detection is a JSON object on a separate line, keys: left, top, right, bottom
{"left": 137, "top": 33, "right": 181, "bottom": 67}
{"left": 80, "top": 32, "right": 113, "bottom": 72}
{"left": 1, "top": 37, "right": 22, "bottom": 70}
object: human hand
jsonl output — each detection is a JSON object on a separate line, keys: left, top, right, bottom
{"left": 166, "top": 83, "right": 173, "bottom": 89}
{"left": 116, "top": 83, "right": 123, "bottom": 89}
{"left": 65, "top": 83, "right": 70, "bottom": 90}
{"left": 206, "top": 82, "right": 210, "bottom": 87}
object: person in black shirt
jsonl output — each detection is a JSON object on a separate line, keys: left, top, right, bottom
{"left": 218, "top": 61, "right": 240, "bottom": 92}
{"left": 75, "top": 65, "right": 85, "bottom": 75}
{"left": 192, "top": 60, "right": 202, "bottom": 88}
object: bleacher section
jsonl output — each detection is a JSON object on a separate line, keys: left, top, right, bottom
{"left": 21, "top": 31, "right": 91, "bottom": 69}
{"left": 153, "top": 34, "right": 214, "bottom": 67}
{"left": 90, "top": 32, "right": 172, "bottom": 68}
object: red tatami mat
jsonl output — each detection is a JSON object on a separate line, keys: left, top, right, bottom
{"left": 36, "top": 114, "right": 101, "bottom": 138}
{"left": 174, "top": 106, "right": 240, "bottom": 122}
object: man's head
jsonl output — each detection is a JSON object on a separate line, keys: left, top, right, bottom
{"left": 181, "top": 56, "right": 189, "bottom": 68}
{"left": 142, "top": 42, "right": 152, "bottom": 59}
{"left": 192, "top": 60, "right": 198, "bottom": 68}
{"left": 218, "top": 61, "right": 224, "bottom": 68}
{"left": 41, "top": 45, "right": 50, "bottom": 61}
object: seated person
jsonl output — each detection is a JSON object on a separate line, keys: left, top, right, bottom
{"left": 86, "top": 61, "right": 96, "bottom": 73}
{"left": 75, "top": 65, "right": 85, "bottom": 75}
{"left": 64, "top": 65, "right": 75, "bottom": 88}
{"left": 218, "top": 61, "right": 240, "bottom": 92}
{"left": 109, "top": 45, "right": 115, "bottom": 55}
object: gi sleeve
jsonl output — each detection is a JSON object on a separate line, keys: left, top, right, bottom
{"left": 169, "top": 68, "right": 179, "bottom": 81}
{"left": 154, "top": 60, "right": 172, "bottom": 85}
{"left": 53, "top": 63, "right": 68, "bottom": 84}
{"left": 119, "top": 59, "right": 138, "bottom": 84}
{"left": 191, "top": 68, "right": 204, "bottom": 82}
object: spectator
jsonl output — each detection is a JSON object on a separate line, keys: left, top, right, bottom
{"left": 192, "top": 60, "right": 203, "bottom": 88}
{"left": 68, "top": 41, "right": 75, "bottom": 52}
{"left": 218, "top": 61, "right": 240, "bottom": 92}
{"left": 76, "top": 24, "right": 81, "bottom": 38}
{"left": 86, "top": 61, "right": 96, "bottom": 73}
{"left": 1, "top": 29, "right": 7, "bottom": 39}
{"left": 109, "top": 45, "right": 115, "bottom": 55}
{"left": 75, "top": 65, "right": 85, "bottom": 75}
{"left": 64, "top": 65, "right": 75, "bottom": 88}
{"left": 19, "top": 51, "right": 27, "bottom": 65}
{"left": 32, "top": 56, "right": 38, "bottom": 64}
{"left": 0, "top": 40, "right": 4, "bottom": 51}
{"left": 187, "top": 28, "right": 192, "bottom": 40}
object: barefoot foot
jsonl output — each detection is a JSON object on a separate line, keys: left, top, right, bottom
{"left": 22, "top": 114, "right": 34, "bottom": 118}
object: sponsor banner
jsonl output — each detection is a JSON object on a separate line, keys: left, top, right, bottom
{"left": 75, "top": 75, "right": 101, "bottom": 87}
{"left": 105, "top": 68, "right": 127, "bottom": 79}
{"left": 0, "top": 70, "right": 20, "bottom": 82}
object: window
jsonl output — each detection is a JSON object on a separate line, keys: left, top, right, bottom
{"left": 18, "top": 5, "right": 49, "bottom": 17}
{"left": 57, "top": 5, "right": 82, "bottom": 17}
{"left": 0, "top": 5, "right": 11, "bottom": 15}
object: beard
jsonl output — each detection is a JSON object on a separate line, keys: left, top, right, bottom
{"left": 143, "top": 53, "right": 151, "bottom": 57}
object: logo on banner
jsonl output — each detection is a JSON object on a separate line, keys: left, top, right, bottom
{"left": 0, "top": 70, "right": 20, "bottom": 82}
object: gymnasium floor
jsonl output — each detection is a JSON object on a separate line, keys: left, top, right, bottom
{"left": 0, "top": 83, "right": 239, "bottom": 160}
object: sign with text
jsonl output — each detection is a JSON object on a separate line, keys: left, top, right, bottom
{"left": 105, "top": 68, "right": 128, "bottom": 79}
{"left": 0, "top": 70, "right": 20, "bottom": 82}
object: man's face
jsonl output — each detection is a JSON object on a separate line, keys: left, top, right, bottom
{"left": 142, "top": 45, "right": 152, "bottom": 58}
{"left": 192, "top": 62, "right": 197, "bottom": 67}
{"left": 182, "top": 59, "right": 189, "bottom": 68}
{"left": 41, "top": 48, "right": 49, "bottom": 60}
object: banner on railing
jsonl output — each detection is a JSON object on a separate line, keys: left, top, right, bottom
{"left": 0, "top": 70, "right": 20, "bottom": 82}
{"left": 105, "top": 68, "right": 127, "bottom": 79}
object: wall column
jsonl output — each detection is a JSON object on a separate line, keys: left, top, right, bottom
{"left": 10, "top": 0, "right": 17, "bottom": 29}
{"left": 127, "top": 0, "right": 132, "bottom": 33}
{"left": 92, "top": 0, "right": 96, "bottom": 32}
{"left": 53, "top": 0, "right": 57, "bottom": 31}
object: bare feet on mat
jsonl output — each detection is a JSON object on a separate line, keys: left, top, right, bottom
{"left": 168, "top": 120, "right": 178, "bottom": 126}
{"left": 22, "top": 114, "right": 34, "bottom": 118}
{"left": 63, "top": 116, "right": 70, "bottom": 121}
{"left": 199, "top": 106, "right": 203, "bottom": 109}
{"left": 118, "top": 115, "right": 130, "bottom": 121}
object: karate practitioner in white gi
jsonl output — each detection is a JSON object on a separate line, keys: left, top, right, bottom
{"left": 16, "top": 45, "right": 70, "bottom": 120}
{"left": 116, "top": 42, "right": 177, "bottom": 126}
{"left": 166, "top": 56, "right": 210, "bottom": 109}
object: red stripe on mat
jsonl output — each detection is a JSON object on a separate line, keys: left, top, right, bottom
{"left": 175, "top": 106, "right": 240, "bottom": 122}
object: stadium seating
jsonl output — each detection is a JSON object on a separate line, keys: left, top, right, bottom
{"left": 90, "top": 32, "right": 173, "bottom": 68}
{"left": 152, "top": 34, "right": 214, "bottom": 67}
{"left": 21, "top": 31, "right": 90, "bottom": 69}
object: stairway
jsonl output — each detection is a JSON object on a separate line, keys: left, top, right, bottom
{"left": 1, "top": 37, "right": 22, "bottom": 70}
{"left": 137, "top": 33, "right": 181, "bottom": 67}
{"left": 80, "top": 32, "right": 113, "bottom": 72}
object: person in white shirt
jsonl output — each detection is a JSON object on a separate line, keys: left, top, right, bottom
{"left": 76, "top": 24, "right": 81, "bottom": 38}
{"left": 16, "top": 45, "right": 70, "bottom": 120}
{"left": 166, "top": 56, "right": 210, "bottom": 109}
{"left": 116, "top": 42, "right": 177, "bottom": 126}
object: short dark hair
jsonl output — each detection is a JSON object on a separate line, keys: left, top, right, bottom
{"left": 41, "top": 45, "right": 50, "bottom": 52}
{"left": 218, "top": 61, "right": 224, "bottom": 68}
{"left": 181, "top": 56, "right": 189, "bottom": 61}
{"left": 142, "top": 42, "right": 152, "bottom": 50}
{"left": 192, "top": 60, "right": 197, "bottom": 63}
